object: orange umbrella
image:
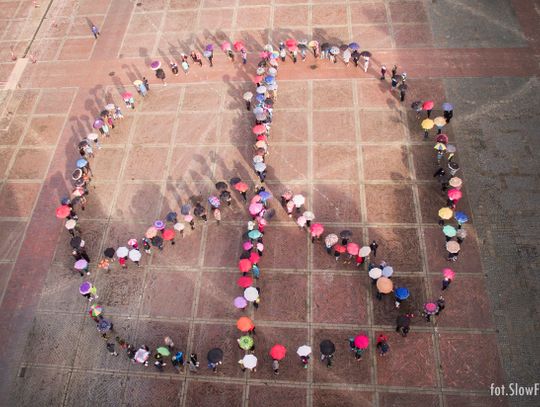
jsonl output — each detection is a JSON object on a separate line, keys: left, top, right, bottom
{"left": 145, "top": 226, "right": 158, "bottom": 238}
{"left": 234, "top": 182, "right": 249, "bottom": 193}
{"left": 236, "top": 316, "right": 254, "bottom": 332}
{"left": 238, "top": 258, "right": 252, "bottom": 273}
{"left": 376, "top": 277, "right": 393, "bottom": 294}
{"left": 162, "top": 229, "right": 175, "bottom": 241}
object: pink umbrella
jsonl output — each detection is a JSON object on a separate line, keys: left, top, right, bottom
{"left": 74, "top": 259, "right": 88, "bottom": 270}
{"left": 442, "top": 268, "right": 455, "bottom": 279}
{"left": 422, "top": 100, "right": 434, "bottom": 110}
{"left": 296, "top": 216, "right": 306, "bottom": 227}
{"left": 233, "top": 41, "right": 245, "bottom": 51}
{"left": 121, "top": 92, "right": 132, "bottom": 100}
{"left": 447, "top": 189, "right": 462, "bottom": 201}
{"left": 184, "top": 214, "right": 193, "bottom": 222}
{"left": 354, "top": 335, "right": 369, "bottom": 349}
{"left": 346, "top": 242, "right": 360, "bottom": 256}
{"left": 310, "top": 223, "right": 324, "bottom": 236}
{"left": 221, "top": 41, "right": 231, "bottom": 51}
{"left": 92, "top": 119, "right": 104, "bottom": 129}
{"left": 259, "top": 51, "right": 270, "bottom": 58}
{"left": 251, "top": 195, "right": 262, "bottom": 204}
{"left": 128, "top": 238, "right": 138, "bottom": 246}
{"left": 243, "top": 241, "right": 253, "bottom": 251}
{"left": 424, "top": 302, "right": 438, "bottom": 314}
{"left": 249, "top": 202, "right": 263, "bottom": 216}
{"left": 249, "top": 252, "right": 260, "bottom": 264}
{"left": 234, "top": 296, "right": 248, "bottom": 309}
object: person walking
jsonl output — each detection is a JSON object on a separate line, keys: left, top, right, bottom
{"left": 181, "top": 59, "right": 189, "bottom": 75}
{"left": 106, "top": 342, "right": 119, "bottom": 356}
{"left": 142, "top": 77, "right": 150, "bottom": 91}
{"left": 399, "top": 85, "right": 406, "bottom": 102}
{"left": 241, "top": 48, "right": 247, "bottom": 64}
{"left": 172, "top": 351, "right": 184, "bottom": 371}
{"left": 91, "top": 24, "right": 100, "bottom": 39}
{"left": 391, "top": 64, "right": 397, "bottom": 78}
{"left": 155, "top": 68, "right": 167, "bottom": 86}
{"left": 370, "top": 240, "right": 378, "bottom": 257}
{"left": 376, "top": 334, "right": 389, "bottom": 356}
{"left": 391, "top": 74, "right": 399, "bottom": 92}
{"left": 188, "top": 353, "right": 199, "bottom": 372}
{"left": 164, "top": 336, "right": 175, "bottom": 351}
{"left": 435, "top": 296, "right": 445, "bottom": 315}
{"left": 169, "top": 60, "right": 179, "bottom": 75}
{"left": 396, "top": 314, "right": 411, "bottom": 337}
{"left": 272, "top": 359, "right": 279, "bottom": 375}
{"left": 380, "top": 64, "right": 386, "bottom": 80}
{"left": 154, "top": 353, "right": 167, "bottom": 370}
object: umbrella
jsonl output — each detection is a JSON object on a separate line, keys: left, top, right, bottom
{"left": 97, "top": 318, "right": 112, "bottom": 333}
{"left": 253, "top": 75, "right": 263, "bottom": 84}
{"left": 310, "top": 223, "right": 324, "bottom": 236}
{"left": 87, "top": 133, "right": 99, "bottom": 141}
{"left": 133, "top": 80, "right": 143, "bottom": 87}
{"left": 79, "top": 281, "right": 91, "bottom": 295}
{"left": 359, "top": 246, "right": 371, "bottom": 257}
{"left": 255, "top": 93, "right": 265, "bottom": 102}
{"left": 127, "top": 238, "right": 138, "bottom": 247}
{"left": 72, "top": 169, "right": 83, "bottom": 182}
{"left": 243, "top": 241, "right": 253, "bottom": 251}
{"left": 308, "top": 40, "right": 319, "bottom": 48}
{"left": 203, "top": 50, "right": 212, "bottom": 58}
{"left": 74, "top": 259, "right": 88, "bottom": 270}
{"left": 248, "top": 203, "right": 263, "bottom": 216}
{"left": 297, "top": 345, "right": 312, "bottom": 357}
{"left": 320, "top": 43, "right": 331, "bottom": 51}
{"left": 248, "top": 229, "right": 262, "bottom": 240}
{"left": 76, "top": 158, "right": 88, "bottom": 168}
{"left": 116, "top": 246, "right": 128, "bottom": 257}
{"left": 436, "top": 134, "right": 449, "bottom": 144}
{"left": 252, "top": 124, "right": 266, "bottom": 135}
{"left": 150, "top": 60, "right": 161, "bottom": 70}
{"left": 343, "top": 49, "right": 351, "bottom": 58}
{"left": 292, "top": 194, "right": 305, "bottom": 206}
{"left": 443, "top": 225, "right": 457, "bottom": 237}
{"left": 165, "top": 212, "right": 177, "bottom": 222}
{"left": 237, "top": 276, "right": 253, "bottom": 288}
{"left": 238, "top": 336, "right": 254, "bottom": 350}
{"left": 268, "top": 67, "right": 277, "bottom": 76}
{"left": 382, "top": 266, "right": 394, "bottom": 277}
{"left": 296, "top": 216, "right": 306, "bottom": 227}
{"left": 368, "top": 267, "right": 382, "bottom": 279}
{"left": 128, "top": 249, "right": 141, "bottom": 261}
{"left": 434, "top": 116, "right": 446, "bottom": 127}
{"left": 234, "top": 296, "right": 248, "bottom": 308}
{"left": 330, "top": 46, "right": 339, "bottom": 55}
{"left": 442, "top": 267, "right": 455, "bottom": 279}
{"left": 285, "top": 38, "right": 297, "bottom": 49}
{"left": 90, "top": 305, "right": 102, "bottom": 317}
{"left": 70, "top": 236, "right": 82, "bottom": 248}
{"left": 205, "top": 44, "right": 213, "bottom": 51}
{"left": 422, "top": 100, "right": 434, "bottom": 110}
{"left": 238, "top": 259, "right": 252, "bottom": 273}
{"left": 456, "top": 229, "right": 467, "bottom": 239}
{"left": 244, "top": 286, "right": 259, "bottom": 302}
{"left": 249, "top": 252, "right": 260, "bottom": 264}
{"left": 421, "top": 119, "right": 434, "bottom": 130}
{"left": 347, "top": 242, "right": 359, "bottom": 255}
{"left": 255, "top": 140, "right": 267, "bottom": 149}
{"left": 215, "top": 181, "right": 228, "bottom": 191}
{"left": 303, "top": 211, "right": 315, "bottom": 221}
{"left": 253, "top": 106, "right": 264, "bottom": 116}
{"left": 208, "top": 196, "right": 220, "bottom": 208}
{"left": 269, "top": 344, "right": 287, "bottom": 361}
{"left": 56, "top": 205, "right": 71, "bottom": 218}
{"left": 145, "top": 226, "right": 158, "bottom": 238}
{"left": 438, "top": 207, "right": 453, "bottom": 220}
{"left": 446, "top": 241, "right": 461, "bottom": 253}
{"left": 360, "top": 50, "right": 372, "bottom": 57}
{"left": 180, "top": 204, "right": 191, "bottom": 215}
{"left": 236, "top": 316, "right": 254, "bottom": 332}
{"left": 243, "top": 91, "right": 253, "bottom": 102}
{"left": 103, "top": 247, "right": 115, "bottom": 258}
{"left": 233, "top": 41, "right": 245, "bottom": 51}
{"left": 151, "top": 236, "right": 163, "bottom": 247}
{"left": 207, "top": 347, "right": 224, "bottom": 364}
{"left": 424, "top": 302, "right": 438, "bottom": 314}
{"left": 135, "top": 348, "right": 150, "bottom": 363}
{"left": 447, "top": 189, "right": 462, "bottom": 201}
{"left": 353, "top": 335, "right": 369, "bottom": 349}
{"left": 153, "top": 220, "right": 165, "bottom": 230}
{"left": 92, "top": 119, "right": 104, "bottom": 129}
{"left": 411, "top": 101, "right": 422, "bottom": 110}
{"left": 242, "top": 354, "right": 257, "bottom": 369}
{"left": 454, "top": 211, "right": 468, "bottom": 224}
{"left": 349, "top": 42, "right": 360, "bottom": 50}
{"left": 395, "top": 287, "right": 410, "bottom": 300}
{"left": 442, "top": 102, "right": 453, "bottom": 111}
{"left": 254, "top": 162, "right": 266, "bottom": 173}
{"left": 105, "top": 103, "right": 115, "bottom": 111}
{"left": 264, "top": 75, "right": 275, "bottom": 84}
{"left": 256, "top": 86, "right": 267, "bottom": 94}
{"left": 325, "top": 234, "right": 338, "bottom": 246}
{"left": 221, "top": 41, "right": 231, "bottom": 51}
{"left": 258, "top": 191, "right": 272, "bottom": 201}
{"left": 333, "top": 244, "right": 346, "bottom": 254}
{"left": 65, "top": 219, "right": 77, "bottom": 230}
{"left": 434, "top": 142, "right": 446, "bottom": 151}
{"left": 234, "top": 182, "right": 249, "bottom": 193}
{"left": 339, "top": 230, "right": 352, "bottom": 239}
{"left": 156, "top": 346, "right": 171, "bottom": 357}
{"left": 121, "top": 92, "right": 132, "bottom": 100}
{"left": 376, "top": 277, "right": 393, "bottom": 293}
{"left": 319, "top": 339, "right": 335, "bottom": 356}
{"left": 449, "top": 177, "right": 462, "bottom": 188}
{"left": 267, "top": 83, "right": 277, "bottom": 91}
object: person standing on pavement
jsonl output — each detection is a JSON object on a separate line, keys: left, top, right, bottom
{"left": 106, "top": 342, "right": 118, "bottom": 356}
{"left": 370, "top": 240, "right": 378, "bottom": 257}
{"left": 189, "top": 353, "right": 199, "bottom": 372}
{"left": 91, "top": 24, "right": 100, "bottom": 39}
{"left": 376, "top": 334, "right": 389, "bottom": 356}
{"left": 380, "top": 64, "right": 387, "bottom": 80}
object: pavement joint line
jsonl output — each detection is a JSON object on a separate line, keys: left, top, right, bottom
{"left": 306, "top": 78, "right": 314, "bottom": 407}
{"left": 150, "top": 0, "right": 169, "bottom": 59}
{"left": 116, "top": 1, "right": 136, "bottom": 60}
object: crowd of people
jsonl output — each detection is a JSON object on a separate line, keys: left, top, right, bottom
{"left": 54, "top": 36, "right": 466, "bottom": 374}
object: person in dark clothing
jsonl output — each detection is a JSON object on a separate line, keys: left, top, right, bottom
{"left": 435, "top": 296, "right": 445, "bottom": 315}
{"left": 444, "top": 109, "right": 453, "bottom": 123}
{"left": 396, "top": 314, "right": 411, "bottom": 337}
{"left": 370, "top": 240, "right": 378, "bottom": 257}
{"left": 142, "top": 77, "right": 149, "bottom": 91}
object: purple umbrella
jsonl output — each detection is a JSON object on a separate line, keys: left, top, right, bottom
{"left": 205, "top": 44, "right": 213, "bottom": 51}
{"left": 234, "top": 296, "right": 248, "bottom": 309}
{"left": 150, "top": 60, "right": 161, "bottom": 70}
{"left": 92, "top": 119, "right": 104, "bottom": 129}
{"left": 208, "top": 196, "right": 220, "bottom": 208}
{"left": 442, "top": 102, "right": 453, "bottom": 111}
{"left": 79, "top": 281, "right": 91, "bottom": 294}
{"left": 74, "top": 259, "right": 88, "bottom": 270}
{"left": 154, "top": 220, "right": 165, "bottom": 230}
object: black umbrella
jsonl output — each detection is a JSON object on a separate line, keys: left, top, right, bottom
{"left": 351, "top": 50, "right": 360, "bottom": 59}
{"left": 70, "top": 236, "right": 82, "bottom": 248}
{"left": 151, "top": 236, "right": 163, "bottom": 247}
{"left": 397, "top": 314, "right": 410, "bottom": 327}
{"left": 448, "top": 162, "right": 459, "bottom": 171}
{"left": 155, "top": 68, "right": 165, "bottom": 79}
{"left": 61, "top": 197, "right": 71, "bottom": 205}
{"left": 359, "top": 50, "right": 372, "bottom": 57}
{"left": 193, "top": 205, "right": 204, "bottom": 217}
{"left": 320, "top": 42, "right": 331, "bottom": 51}
{"left": 339, "top": 230, "right": 352, "bottom": 239}
{"left": 219, "top": 190, "right": 231, "bottom": 200}
{"left": 103, "top": 247, "right": 115, "bottom": 258}
{"left": 411, "top": 101, "right": 422, "bottom": 110}
{"left": 298, "top": 43, "right": 308, "bottom": 50}
{"left": 100, "top": 110, "right": 109, "bottom": 117}
{"left": 319, "top": 339, "right": 335, "bottom": 356}
{"left": 97, "top": 318, "right": 112, "bottom": 333}
{"left": 180, "top": 204, "right": 191, "bottom": 215}
{"left": 215, "top": 181, "right": 228, "bottom": 191}
{"left": 230, "top": 177, "right": 241, "bottom": 186}
{"left": 78, "top": 140, "right": 88, "bottom": 148}
{"left": 166, "top": 211, "right": 177, "bottom": 222}
{"left": 207, "top": 348, "right": 223, "bottom": 363}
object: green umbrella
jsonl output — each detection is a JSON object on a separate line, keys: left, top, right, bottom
{"left": 156, "top": 346, "right": 171, "bottom": 356}
{"left": 442, "top": 225, "right": 457, "bottom": 237}
{"left": 238, "top": 335, "right": 254, "bottom": 350}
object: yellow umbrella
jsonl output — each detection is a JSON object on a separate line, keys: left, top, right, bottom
{"left": 433, "top": 116, "right": 446, "bottom": 127}
{"left": 449, "top": 177, "right": 462, "bottom": 188}
{"left": 376, "top": 277, "right": 393, "bottom": 294}
{"left": 438, "top": 207, "right": 453, "bottom": 220}
{"left": 421, "top": 119, "right": 434, "bottom": 130}
{"left": 133, "top": 80, "right": 142, "bottom": 86}
{"left": 434, "top": 142, "right": 446, "bottom": 151}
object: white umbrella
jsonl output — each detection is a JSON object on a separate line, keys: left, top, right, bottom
{"left": 382, "top": 266, "right": 393, "bottom": 277}
{"left": 296, "top": 345, "right": 312, "bottom": 357}
{"left": 243, "top": 91, "right": 253, "bottom": 101}
{"left": 369, "top": 268, "right": 382, "bottom": 279}
{"left": 244, "top": 287, "right": 259, "bottom": 302}
{"left": 268, "top": 67, "right": 277, "bottom": 76}
{"left": 267, "top": 83, "right": 277, "bottom": 91}
{"left": 255, "top": 114, "right": 266, "bottom": 121}
{"left": 253, "top": 155, "right": 264, "bottom": 164}
{"left": 116, "top": 246, "right": 128, "bottom": 257}
{"left": 129, "top": 249, "right": 141, "bottom": 262}
{"left": 174, "top": 222, "right": 185, "bottom": 231}
{"left": 65, "top": 219, "right": 77, "bottom": 230}
{"left": 135, "top": 349, "right": 149, "bottom": 363}
{"left": 264, "top": 44, "right": 273, "bottom": 52}
{"left": 242, "top": 354, "right": 257, "bottom": 369}
{"left": 252, "top": 106, "right": 264, "bottom": 115}
{"left": 256, "top": 67, "right": 266, "bottom": 75}
{"left": 256, "top": 86, "right": 266, "bottom": 94}
{"left": 292, "top": 194, "right": 305, "bottom": 206}
{"left": 105, "top": 103, "right": 115, "bottom": 111}
{"left": 87, "top": 133, "right": 98, "bottom": 141}
{"left": 358, "top": 246, "right": 371, "bottom": 257}
{"left": 303, "top": 211, "right": 315, "bottom": 221}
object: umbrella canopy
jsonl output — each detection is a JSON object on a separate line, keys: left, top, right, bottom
{"left": 135, "top": 349, "right": 150, "bottom": 363}
{"left": 238, "top": 335, "right": 254, "bottom": 350}
{"left": 116, "top": 246, "right": 128, "bottom": 257}
{"left": 269, "top": 344, "right": 287, "bottom": 360}
{"left": 215, "top": 181, "right": 228, "bottom": 191}
{"left": 150, "top": 60, "right": 161, "bottom": 70}
{"left": 90, "top": 305, "right": 102, "bottom": 317}
{"left": 333, "top": 244, "right": 346, "bottom": 254}
{"left": 221, "top": 41, "right": 231, "bottom": 51}
{"left": 65, "top": 219, "right": 77, "bottom": 230}
{"left": 128, "top": 238, "right": 138, "bottom": 247}
{"left": 354, "top": 335, "right": 369, "bottom": 349}
{"left": 349, "top": 42, "right": 360, "bottom": 50}
{"left": 180, "top": 204, "right": 191, "bottom": 215}
{"left": 446, "top": 241, "right": 461, "bottom": 253}
{"left": 207, "top": 348, "right": 224, "bottom": 363}
{"left": 256, "top": 86, "right": 267, "bottom": 94}
{"left": 243, "top": 241, "right": 253, "bottom": 251}
{"left": 252, "top": 124, "right": 266, "bottom": 135}
{"left": 128, "top": 249, "right": 141, "bottom": 261}
{"left": 244, "top": 286, "right": 259, "bottom": 302}
{"left": 302, "top": 211, "right": 315, "bottom": 221}
{"left": 249, "top": 252, "right": 260, "bottom": 264}
{"left": 456, "top": 229, "right": 467, "bottom": 239}
{"left": 382, "top": 266, "right": 394, "bottom": 277}
{"left": 249, "top": 203, "right": 263, "bottom": 216}
{"left": 103, "top": 247, "right": 115, "bottom": 258}
{"left": 448, "top": 189, "right": 462, "bottom": 201}
{"left": 151, "top": 236, "right": 163, "bottom": 247}
{"left": 259, "top": 191, "right": 272, "bottom": 202}
{"left": 434, "top": 116, "right": 446, "bottom": 127}
{"left": 376, "top": 277, "right": 393, "bottom": 293}
{"left": 97, "top": 318, "right": 112, "bottom": 332}
{"left": 438, "top": 207, "right": 453, "bottom": 220}
{"left": 395, "top": 287, "right": 410, "bottom": 300}
{"left": 208, "top": 196, "right": 220, "bottom": 208}
{"left": 264, "top": 75, "right": 275, "bottom": 84}
{"left": 233, "top": 41, "right": 245, "bottom": 51}
{"left": 443, "top": 225, "right": 457, "bottom": 237}
{"left": 153, "top": 220, "right": 165, "bottom": 230}
{"left": 234, "top": 296, "right": 248, "bottom": 308}
{"left": 346, "top": 242, "right": 360, "bottom": 255}
{"left": 236, "top": 316, "right": 254, "bottom": 332}
{"left": 319, "top": 339, "right": 335, "bottom": 356}
{"left": 339, "top": 230, "right": 352, "bottom": 239}
{"left": 449, "top": 177, "right": 462, "bottom": 188}
{"left": 162, "top": 229, "right": 175, "bottom": 240}
{"left": 243, "top": 92, "right": 253, "bottom": 102}
{"left": 422, "top": 100, "right": 434, "bottom": 110}
{"left": 292, "top": 194, "right": 305, "bottom": 206}
{"left": 411, "top": 101, "right": 422, "bottom": 110}
{"left": 253, "top": 155, "right": 264, "bottom": 164}
{"left": 434, "top": 142, "right": 446, "bottom": 151}
{"left": 285, "top": 38, "right": 297, "bottom": 49}
{"left": 424, "top": 302, "right": 438, "bottom": 314}
{"left": 297, "top": 345, "right": 312, "bottom": 357}
{"left": 325, "top": 234, "right": 338, "bottom": 246}
{"left": 442, "top": 102, "right": 453, "bottom": 111}
{"left": 254, "top": 162, "right": 266, "bottom": 173}
{"left": 242, "top": 354, "right": 257, "bottom": 369}
{"left": 76, "top": 158, "right": 88, "bottom": 169}
{"left": 145, "top": 226, "right": 158, "bottom": 238}
{"left": 443, "top": 268, "right": 455, "bottom": 279}
{"left": 253, "top": 75, "right": 263, "bottom": 84}
{"left": 166, "top": 212, "right": 177, "bottom": 222}
{"left": 359, "top": 246, "right": 371, "bottom": 257}
{"left": 74, "top": 259, "right": 88, "bottom": 270}
{"left": 297, "top": 216, "right": 306, "bottom": 227}
{"left": 330, "top": 46, "right": 340, "bottom": 55}
{"left": 320, "top": 42, "right": 331, "bottom": 51}
{"left": 237, "top": 276, "right": 253, "bottom": 289}
{"left": 397, "top": 314, "right": 410, "bottom": 327}
{"left": 436, "top": 134, "right": 449, "bottom": 144}
{"left": 421, "top": 119, "right": 434, "bottom": 130}
{"left": 121, "top": 92, "right": 132, "bottom": 100}
{"left": 359, "top": 50, "right": 372, "bottom": 57}
{"left": 92, "top": 119, "right": 104, "bottom": 129}
{"left": 79, "top": 281, "right": 91, "bottom": 295}
{"left": 310, "top": 223, "right": 324, "bottom": 236}
{"left": 238, "top": 259, "right": 252, "bottom": 273}
{"left": 234, "top": 182, "right": 249, "bottom": 193}
{"left": 56, "top": 205, "right": 71, "bottom": 218}
{"left": 308, "top": 40, "right": 319, "bottom": 48}
{"left": 369, "top": 267, "right": 382, "bottom": 279}
{"left": 156, "top": 346, "right": 171, "bottom": 357}
{"left": 454, "top": 211, "right": 469, "bottom": 224}
{"left": 70, "top": 236, "right": 82, "bottom": 248}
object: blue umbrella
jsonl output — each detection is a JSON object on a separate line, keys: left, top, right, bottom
{"left": 166, "top": 211, "right": 177, "bottom": 222}
{"left": 349, "top": 42, "right": 360, "bottom": 50}
{"left": 395, "top": 287, "right": 409, "bottom": 300}
{"left": 264, "top": 75, "right": 275, "bottom": 84}
{"left": 255, "top": 94, "right": 265, "bottom": 102}
{"left": 208, "top": 196, "right": 220, "bottom": 208}
{"left": 454, "top": 211, "right": 468, "bottom": 224}
{"left": 258, "top": 191, "right": 272, "bottom": 202}
{"left": 180, "top": 204, "right": 191, "bottom": 215}
{"left": 248, "top": 230, "right": 262, "bottom": 239}
{"left": 442, "top": 102, "right": 453, "bottom": 111}
{"left": 76, "top": 158, "right": 88, "bottom": 168}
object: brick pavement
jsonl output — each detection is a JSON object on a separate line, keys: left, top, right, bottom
{"left": 0, "top": 1, "right": 539, "bottom": 406}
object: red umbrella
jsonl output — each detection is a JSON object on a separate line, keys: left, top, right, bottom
{"left": 252, "top": 124, "right": 266, "bottom": 135}
{"left": 56, "top": 205, "right": 71, "bottom": 218}
{"left": 310, "top": 223, "right": 324, "bottom": 236}
{"left": 257, "top": 134, "right": 267, "bottom": 141}
{"left": 237, "top": 316, "right": 254, "bottom": 332}
{"left": 252, "top": 75, "right": 263, "bottom": 84}
{"left": 238, "top": 258, "right": 252, "bottom": 273}
{"left": 234, "top": 182, "right": 249, "bottom": 193}
{"left": 269, "top": 344, "right": 287, "bottom": 360}
{"left": 162, "top": 229, "right": 175, "bottom": 241}
{"left": 436, "top": 134, "right": 449, "bottom": 144}
{"left": 285, "top": 38, "right": 297, "bottom": 49}
{"left": 447, "top": 188, "right": 462, "bottom": 201}
{"left": 249, "top": 252, "right": 260, "bottom": 264}
{"left": 422, "top": 100, "right": 434, "bottom": 110}
{"left": 334, "top": 244, "right": 346, "bottom": 254}
{"left": 346, "top": 242, "right": 360, "bottom": 256}
{"left": 237, "top": 276, "right": 253, "bottom": 288}
{"left": 233, "top": 41, "right": 245, "bottom": 51}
